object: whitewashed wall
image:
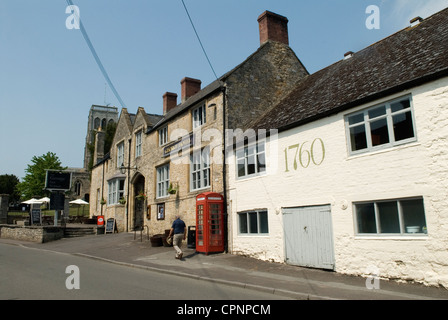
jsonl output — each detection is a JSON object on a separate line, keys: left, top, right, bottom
{"left": 228, "top": 77, "right": 448, "bottom": 287}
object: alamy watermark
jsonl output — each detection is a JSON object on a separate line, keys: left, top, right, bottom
{"left": 365, "top": 265, "right": 380, "bottom": 290}
{"left": 65, "top": 265, "right": 80, "bottom": 290}
{"left": 366, "top": 5, "right": 380, "bottom": 30}
{"left": 66, "top": 5, "right": 80, "bottom": 30}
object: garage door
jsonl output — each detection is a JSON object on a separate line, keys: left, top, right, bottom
{"left": 283, "top": 205, "right": 335, "bottom": 270}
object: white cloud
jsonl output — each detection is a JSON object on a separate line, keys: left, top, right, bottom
{"left": 386, "top": 0, "right": 448, "bottom": 27}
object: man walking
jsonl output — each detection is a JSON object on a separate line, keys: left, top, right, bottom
{"left": 169, "top": 215, "right": 186, "bottom": 260}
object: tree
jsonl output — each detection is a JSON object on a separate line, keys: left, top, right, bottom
{"left": 16, "top": 152, "right": 66, "bottom": 200}
{"left": 0, "top": 174, "right": 20, "bottom": 204}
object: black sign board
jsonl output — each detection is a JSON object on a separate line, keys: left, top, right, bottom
{"left": 31, "top": 208, "right": 41, "bottom": 225}
{"left": 45, "top": 171, "right": 72, "bottom": 191}
{"left": 50, "top": 192, "right": 65, "bottom": 211}
{"left": 105, "top": 218, "right": 116, "bottom": 234}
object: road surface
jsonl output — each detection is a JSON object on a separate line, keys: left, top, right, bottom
{"left": 0, "top": 243, "right": 290, "bottom": 300}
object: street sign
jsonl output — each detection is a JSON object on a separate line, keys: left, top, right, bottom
{"left": 45, "top": 170, "right": 72, "bottom": 191}
{"left": 50, "top": 192, "right": 65, "bottom": 211}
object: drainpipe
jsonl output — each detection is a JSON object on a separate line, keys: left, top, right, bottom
{"left": 221, "top": 85, "right": 229, "bottom": 253}
{"left": 126, "top": 138, "right": 132, "bottom": 232}
{"left": 101, "top": 161, "right": 105, "bottom": 216}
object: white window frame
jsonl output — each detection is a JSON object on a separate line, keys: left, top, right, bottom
{"left": 159, "top": 126, "right": 168, "bottom": 146}
{"left": 354, "top": 197, "right": 427, "bottom": 236}
{"left": 345, "top": 95, "right": 417, "bottom": 156}
{"left": 192, "top": 104, "right": 206, "bottom": 129}
{"left": 190, "top": 148, "right": 210, "bottom": 191}
{"left": 108, "top": 179, "right": 125, "bottom": 205}
{"left": 156, "top": 164, "right": 170, "bottom": 199}
{"left": 117, "top": 142, "right": 125, "bottom": 168}
{"left": 238, "top": 210, "right": 269, "bottom": 235}
{"left": 236, "top": 140, "right": 266, "bottom": 179}
{"left": 135, "top": 131, "right": 142, "bottom": 158}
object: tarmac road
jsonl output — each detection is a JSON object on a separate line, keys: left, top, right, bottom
{"left": 1, "top": 231, "right": 448, "bottom": 301}
{"left": 0, "top": 243, "right": 290, "bottom": 300}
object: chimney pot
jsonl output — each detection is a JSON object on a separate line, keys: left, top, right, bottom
{"left": 163, "top": 92, "right": 178, "bottom": 114}
{"left": 258, "top": 11, "right": 289, "bottom": 46}
{"left": 410, "top": 16, "right": 423, "bottom": 26}
{"left": 181, "top": 77, "right": 201, "bottom": 102}
{"left": 344, "top": 51, "right": 354, "bottom": 59}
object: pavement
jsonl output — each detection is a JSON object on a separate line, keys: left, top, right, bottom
{"left": 2, "top": 229, "right": 448, "bottom": 300}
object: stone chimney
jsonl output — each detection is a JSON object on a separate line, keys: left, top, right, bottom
{"left": 181, "top": 77, "right": 201, "bottom": 103}
{"left": 258, "top": 11, "right": 289, "bottom": 46}
{"left": 163, "top": 92, "right": 178, "bottom": 114}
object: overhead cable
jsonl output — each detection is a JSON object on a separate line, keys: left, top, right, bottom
{"left": 181, "top": 0, "right": 219, "bottom": 80}
{"left": 65, "top": 0, "right": 127, "bottom": 109}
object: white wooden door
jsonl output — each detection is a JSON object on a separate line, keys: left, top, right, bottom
{"left": 283, "top": 205, "right": 335, "bottom": 270}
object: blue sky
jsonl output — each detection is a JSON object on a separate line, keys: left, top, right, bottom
{"left": 1, "top": 0, "right": 447, "bottom": 180}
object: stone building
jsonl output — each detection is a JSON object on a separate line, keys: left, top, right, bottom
{"left": 83, "top": 105, "right": 119, "bottom": 170}
{"left": 89, "top": 11, "right": 308, "bottom": 234}
{"left": 228, "top": 8, "right": 448, "bottom": 287}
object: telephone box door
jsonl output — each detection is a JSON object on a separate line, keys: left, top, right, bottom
{"left": 196, "top": 193, "right": 224, "bottom": 254}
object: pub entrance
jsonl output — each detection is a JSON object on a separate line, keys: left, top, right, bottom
{"left": 132, "top": 173, "right": 145, "bottom": 230}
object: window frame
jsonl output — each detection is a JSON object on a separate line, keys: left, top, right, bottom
{"left": 190, "top": 148, "right": 210, "bottom": 192}
{"left": 236, "top": 140, "right": 266, "bottom": 179}
{"left": 345, "top": 95, "right": 417, "bottom": 156}
{"left": 117, "top": 142, "right": 125, "bottom": 168}
{"left": 159, "top": 126, "right": 168, "bottom": 146}
{"left": 192, "top": 104, "right": 206, "bottom": 129}
{"left": 354, "top": 197, "right": 428, "bottom": 237}
{"left": 156, "top": 164, "right": 170, "bottom": 199}
{"left": 107, "top": 178, "right": 125, "bottom": 205}
{"left": 238, "top": 210, "right": 269, "bottom": 235}
{"left": 135, "top": 130, "right": 142, "bottom": 158}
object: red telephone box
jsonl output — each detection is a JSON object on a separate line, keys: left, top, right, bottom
{"left": 196, "top": 192, "right": 225, "bottom": 254}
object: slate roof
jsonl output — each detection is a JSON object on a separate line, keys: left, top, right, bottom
{"left": 252, "top": 7, "right": 448, "bottom": 132}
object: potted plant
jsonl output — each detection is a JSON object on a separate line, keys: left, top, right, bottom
{"left": 136, "top": 191, "right": 147, "bottom": 201}
{"left": 118, "top": 197, "right": 126, "bottom": 205}
{"left": 168, "top": 182, "right": 178, "bottom": 195}
{"left": 100, "top": 198, "right": 106, "bottom": 205}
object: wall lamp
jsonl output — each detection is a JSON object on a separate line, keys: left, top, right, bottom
{"left": 120, "top": 163, "right": 137, "bottom": 175}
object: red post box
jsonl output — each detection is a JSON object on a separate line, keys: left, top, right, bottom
{"left": 196, "top": 193, "right": 224, "bottom": 255}
{"left": 97, "top": 215, "right": 104, "bottom": 226}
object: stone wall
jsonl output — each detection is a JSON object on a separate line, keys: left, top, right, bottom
{"left": 0, "top": 225, "right": 64, "bottom": 243}
{"left": 225, "top": 41, "right": 308, "bottom": 130}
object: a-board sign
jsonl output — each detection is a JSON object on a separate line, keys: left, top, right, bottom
{"left": 30, "top": 204, "right": 41, "bottom": 225}
{"left": 45, "top": 170, "right": 72, "bottom": 191}
{"left": 105, "top": 218, "right": 116, "bottom": 234}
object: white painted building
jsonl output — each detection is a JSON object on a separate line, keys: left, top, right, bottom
{"left": 227, "top": 8, "right": 448, "bottom": 288}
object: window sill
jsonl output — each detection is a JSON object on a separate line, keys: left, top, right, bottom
{"left": 106, "top": 203, "right": 125, "bottom": 208}
{"left": 190, "top": 186, "right": 211, "bottom": 194}
{"left": 355, "top": 234, "right": 428, "bottom": 240}
{"left": 236, "top": 172, "right": 267, "bottom": 182}
{"left": 347, "top": 141, "right": 420, "bottom": 160}
{"left": 237, "top": 234, "right": 270, "bottom": 238}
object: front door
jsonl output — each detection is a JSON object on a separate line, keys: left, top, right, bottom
{"left": 283, "top": 205, "right": 335, "bottom": 270}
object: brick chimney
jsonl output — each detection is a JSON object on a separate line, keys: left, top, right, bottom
{"left": 163, "top": 92, "right": 178, "bottom": 114}
{"left": 258, "top": 11, "right": 289, "bottom": 46}
{"left": 181, "top": 77, "right": 201, "bottom": 103}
